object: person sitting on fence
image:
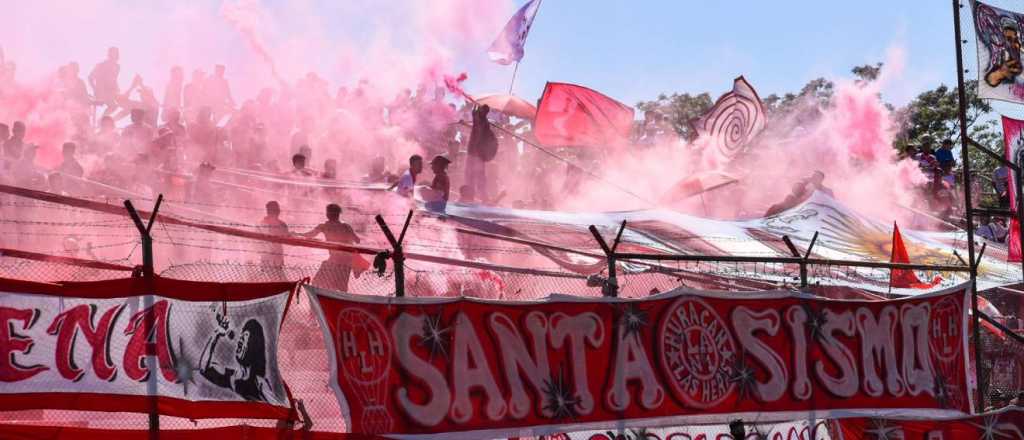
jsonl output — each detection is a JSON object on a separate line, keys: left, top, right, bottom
{"left": 299, "top": 203, "right": 361, "bottom": 292}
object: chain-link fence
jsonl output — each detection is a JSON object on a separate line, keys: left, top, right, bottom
{"left": 0, "top": 189, "right": 1018, "bottom": 435}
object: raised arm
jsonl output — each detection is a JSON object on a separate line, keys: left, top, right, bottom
{"left": 297, "top": 223, "right": 323, "bottom": 239}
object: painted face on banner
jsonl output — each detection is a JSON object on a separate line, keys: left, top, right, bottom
{"left": 236, "top": 330, "right": 250, "bottom": 361}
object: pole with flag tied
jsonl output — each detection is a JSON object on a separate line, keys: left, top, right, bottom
{"left": 488, "top": 0, "right": 543, "bottom": 93}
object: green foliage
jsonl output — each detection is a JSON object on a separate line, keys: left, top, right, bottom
{"left": 636, "top": 92, "right": 713, "bottom": 140}
{"left": 638, "top": 62, "right": 1003, "bottom": 186}
{"left": 894, "top": 80, "right": 1000, "bottom": 180}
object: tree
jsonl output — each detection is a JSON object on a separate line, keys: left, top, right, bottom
{"left": 851, "top": 62, "right": 883, "bottom": 83}
{"left": 636, "top": 92, "right": 713, "bottom": 140}
{"left": 893, "top": 80, "right": 1002, "bottom": 201}
{"left": 893, "top": 80, "right": 997, "bottom": 155}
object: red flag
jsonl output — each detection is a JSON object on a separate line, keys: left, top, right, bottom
{"left": 890, "top": 222, "right": 942, "bottom": 289}
{"left": 533, "top": 82, "right": 634, "bottom": 147}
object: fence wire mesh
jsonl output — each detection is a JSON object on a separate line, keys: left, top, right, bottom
{"left": 0, "top": 191, "right": 1020, "bottom": 435}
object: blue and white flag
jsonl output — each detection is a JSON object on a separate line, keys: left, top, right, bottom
{"left": 487, "top": 0, "right": 541, "bottom": 65}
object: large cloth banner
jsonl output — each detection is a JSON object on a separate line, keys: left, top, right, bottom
{"left": 837, "top": 407, "right": 1024, "bottom": 439}
{"left": 0, "top": 277, "right": 296, "bottom": 420}
{"left": 560, "top": 419, "right": 833, "bottom": 440}
{"left": 533, "top": 82, "right": 635, "bottom": 148}
{"left": 308, "top": 284, "right": 973, "bottom": 438}
{"left": 973, "top": 1, "right": 1024, "bottom": 103}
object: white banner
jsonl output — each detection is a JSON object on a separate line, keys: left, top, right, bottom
{"left": 0, "top": 280, "right": 294, "bottom": 419}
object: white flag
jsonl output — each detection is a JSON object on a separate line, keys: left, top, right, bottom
{"left": 487, "top": 0, "right": 541, "bottom": 65}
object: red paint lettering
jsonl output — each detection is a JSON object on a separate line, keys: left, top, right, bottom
{"left": 0, "top": 307, "right": 47, "bottom": 382}
{"left": 47, "top": 304, "right": 124, "bottom": 382}
{"left": 123, "top": 300, "right": 177, "bottom": 382}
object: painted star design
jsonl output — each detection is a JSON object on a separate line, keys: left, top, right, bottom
{"left": 616, "top": 303, "right": 650, "bottom": 340}
{"left": 968, "top": 415, "right": 1019, "bottom": 440}
{"left": 730, "top": 357, "right": 758, "bottom": 401}
{"left": 418, "top": 312, "right": 451, "bottom": 360}
{"left": 172, "top": 336, "right": 197, "bottom": 396}
{"left": 542, "top": 366, "right": 580, "bottom": 421}
{"left": 865, "top": 418, "right": 904, "bottom": 440}
{"left": 803, "top": 304, "right": 828, "bottom": 342}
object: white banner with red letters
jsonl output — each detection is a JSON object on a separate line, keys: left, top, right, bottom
{"left": 307, "top": 283, "right": 974, "bottom": 438}
{"left": 0, "top": 277, "right": 297, "bottom": 420}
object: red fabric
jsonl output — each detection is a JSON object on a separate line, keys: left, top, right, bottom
{"left": 533, "top": 82, "right": 634, "bottom": 147}
{"left": 0, "top": 423, "right": 382, "bottom": 440}
{"left": 0, "top": 275, "right": 296, "bottom": 301}
{"left": 837, "top": 407, "right": 1024, "bottom": 439}
{"left": 0, "top": 393, "right": 291, "bottom": 421}
{"left": 311, "top": 286, "right": 971, "bottom": 436}
{"left": 1010, "top": 217, "right": 1022, "bottom": 263}
{"left": 889, "top": 223, "right": 942, "bottom": 289}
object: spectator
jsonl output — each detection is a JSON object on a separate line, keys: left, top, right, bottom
{"left": 4, "top": 121, "right": 25, "bottom": 159}
{"left": 804, "top": 170, "right": 835, "bottom": 197}
{"left": 994, "top": 165, "right": 1011, "bottom": 208}
{"left": 259, "top": 201, "right": 289, "bottom": 280}
{"left": 93, "top": 116, "right": 120, "bottom": 153}
{"left": 289, "top": 154, "right": 314, "bottom": 177}
{"left": 322, "top": 159, "right": 337, "bottom": 180}
{"left": 299, "top": 203, "right": 361, "bottom": 292}
{"left": 161, "top": 107, "right": 187, "bottom": 139}
{"left": 206, "top": 64, "right": 235, "bottom": 121}
{"left": 935, "top": 139, "right": 956, "bottom": 170}
{"left": 465, "top": 104, "right": 497, "bottom": 201}
{"left": 915, "top": 142, "right": 939, "bottom": 179}
{"left": 14, "top": 144, "right": 45, "bottom": 188}
{"left": 89, "top": 47, "right": 120, "bottom": 117}
{"left": 121, "top": 108, "right": 154, "bottom": 153}
{"left": 978, "top": 216, "right": 1008, "bottom": 243}
{"left": 163, "top": 66, "right": 184, "bottom": 112}
{"left": 58, "top": 142, "right": 84, "bottom": 177}
{"left": 421, "top": 155, "right": 451, "bottom": 212}
{"left": 183, "top": 69, "right": 206, "bottom": 120}
{"left": 389, "top": 154, "right": 422, "bottom": 197}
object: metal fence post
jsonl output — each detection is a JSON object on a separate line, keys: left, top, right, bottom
{"left": 589, "top": 221, "right": 627, "bottom": 297}
{"left": 125, "top": 195, "right": 163, "bottom": 439}
{"left": 375, "top": 211, "right": 413, "bottom": 297}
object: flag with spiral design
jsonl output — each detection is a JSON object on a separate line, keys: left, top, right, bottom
{"left": 689, "top": 76, "right": 765, "bottom": 160}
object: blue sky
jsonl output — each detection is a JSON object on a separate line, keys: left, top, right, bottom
{"left": 505, "top": 0, "right": 947, "bottom": 106}
{"left": 7, "top": 0, "right": 1024, "bottom": 118}
{"left": 488, "top": 0, "right": 1024, "bottom": 117}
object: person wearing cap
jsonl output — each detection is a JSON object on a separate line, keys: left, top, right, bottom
{"left": 420, "top": 155, "right": 450, "bottom": 212}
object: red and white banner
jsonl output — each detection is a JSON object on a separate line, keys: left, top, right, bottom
{"left": 307, "top": 284, "right": 973, "bottom": 438}
{"left": 0, "top": 277, "right": 297, "bottom": 420}
{"left": 838, "top": 406, "right": 1024, "bottom": 439}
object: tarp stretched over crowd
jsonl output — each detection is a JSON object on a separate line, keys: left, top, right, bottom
{"left": 308, "top": 282, "right": 972, "bottom": 438}
{"left": 441, "top": 191, "right": 1023, "bottom": 294}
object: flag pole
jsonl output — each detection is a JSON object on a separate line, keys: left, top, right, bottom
{"left": 506, "top": 0, "right": 542, "bottom": 95}
{"left": 508, "top": 61, "right": 520, "bottom": 94}
{"left": 951, "top": 0, "right": 982, "bottom": 411}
